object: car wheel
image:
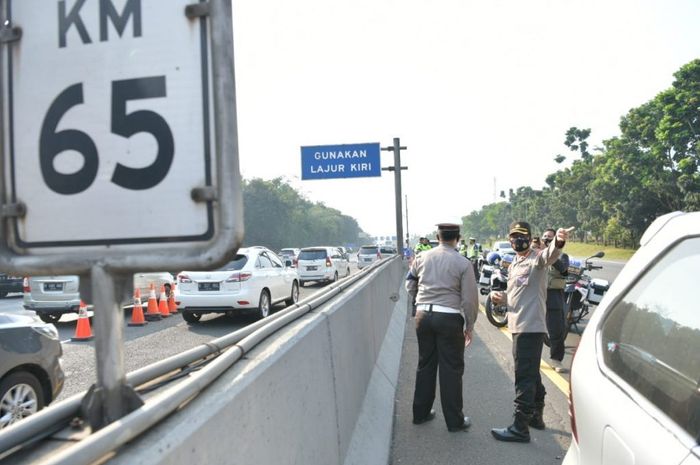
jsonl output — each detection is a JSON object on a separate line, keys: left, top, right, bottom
{"left": 285, "top": 281, "right": 299, "bottom": 307}
{"left": 182, "top": 311, "right": 201, "bottom": 324}
{"left": 257, "top": 290, "right": 271, "bottom": 319}
{"left": 164, "top": 283, "right": 172, "bottom": 297}
{"left": 333, "top": 271, "right": 338, "bottom": 282}
{"left": 0, "top": 371, "right": 44, "bottom": 430}
{"left": 346, "top": 267, "right": 350, "bottom": 277}
{"left": 39, "top": 314, "right": 61, "bottom": 324}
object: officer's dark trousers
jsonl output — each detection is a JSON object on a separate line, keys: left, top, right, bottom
{"left": 413, "top": 310, "right": 465, "bottom": 429}
{"left": 512, "top": 333, "right": 546, "bottom": 415}
{"left": 546, "top": 307, "right": 566, "bottom": 361}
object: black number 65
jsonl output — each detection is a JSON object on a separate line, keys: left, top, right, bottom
{"left": 39, "top": 76, "right": 174, "bottom": 195}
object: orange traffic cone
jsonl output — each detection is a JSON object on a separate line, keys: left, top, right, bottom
{"left": 158, "top": 284, "right": 171, "bottom": 318}
{"left": 145, "top": 283, "right": 162, "bottom": 321}
{"left": 128, "top": 288, "right": 147, "bottom": 327}
{"left": 71, "top": 301, "right": 94, "bottom": 342}
{"left": 167, "top": 283, "right": 178, "bottom": 314}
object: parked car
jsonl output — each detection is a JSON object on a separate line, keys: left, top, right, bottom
{"left": 177, "top": 247, "right": 299, "bottom": 324}
{"left": 133, "top": 272, "right": 175, "bottom": 298}
{"left": 380, "top": 245, "right": 397, "bottom": 255}
{"left": 491, "top": 240, "right": 515, "bottom": 256}
{"left": 279, "top": 248, "right": 301, "bottom": 265}
{"left": 563, "top": 211, "right": 700, "bottom": 465}
{"left": 297, "top": 247, "right": 350, "bottom": 286}
{"left": 23, "top": 276, "right": 80, "bottom": 323}
{"left": 357, "top": 245, "right": 381, "bottom": 269}
{"left": 0, "top": 311, "right": 64, "bottom": 430}
{"left": 0, "top": 273, "right": 23, "bottom": 298}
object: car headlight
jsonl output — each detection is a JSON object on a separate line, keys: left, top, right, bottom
{"left": 32, "top": 324, "right": 59, "bottom": 340}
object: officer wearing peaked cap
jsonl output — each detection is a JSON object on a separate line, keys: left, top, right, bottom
{"left": 490, "top": 221, "right": 570, "bottom": 443}
{"left": 405, "top": 223, "right": 479, "bottom": 432}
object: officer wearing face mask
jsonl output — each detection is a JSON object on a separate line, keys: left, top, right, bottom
{"left": 489, "top": 221, "right": 569, "bottom": 443}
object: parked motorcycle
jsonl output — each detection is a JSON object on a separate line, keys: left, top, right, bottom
{"left": 564, "top": 251, "right": 609, "bottom": 334}
{"left": 480, "top": 252, "right": 512, "bottom": 328}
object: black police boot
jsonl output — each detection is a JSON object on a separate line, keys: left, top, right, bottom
{"left": 529, "top": 404, "right": 545, "bottom": 430}
{"left": 491, "top": 411, "right": 531, "bottom": 443}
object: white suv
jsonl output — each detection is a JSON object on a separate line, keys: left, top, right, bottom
{"left": 357, "top": 245, "right": 381, "bottom": 269}
{"left": 563, "top": 211, "right": 700, "bottom": 465}
{"left": 297, "top": 247, "right": 350, "bottom": 287}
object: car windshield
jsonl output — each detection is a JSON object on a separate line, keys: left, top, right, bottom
{"left": 380, "top": 247, "right": 395, "bottom": 253}
{"left": 496, "top": 242, "right": 511, "bottom": 249}
{"left": 218, "top": 255, "right": 248, "bottom": 271}
{"left": 299, "top": 249, "right": 327, "bottom": 260}
{"left": 359, "top": 247, "right": 378, "bottom": 254}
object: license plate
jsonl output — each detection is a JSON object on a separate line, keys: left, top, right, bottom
{"left": 44, "top": 282, "right": 63, "bottom": 291}
{"left": 198, "top": 282, "right": 220, "bottom": 291}
{"left": 306, "top": 266, "right": 317, "bottom": 271}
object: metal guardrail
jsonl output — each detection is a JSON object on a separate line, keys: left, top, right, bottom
{"left": 0, "top": 256, "right": 400, "bottom": 464}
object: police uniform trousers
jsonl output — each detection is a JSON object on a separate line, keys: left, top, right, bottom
{"left": 546, "top": 288, "right": 567, "bottom": 362}
{"left": 413, "top": 308, "right": 465, "bottom": 429}
{"left": 512, "top": 332, "right": 546, "bottom": 416}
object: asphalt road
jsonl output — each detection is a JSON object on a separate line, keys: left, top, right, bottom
{"left": 390, "top": 257, "right": 624, "bottom": 465}
{"left": 0, "top": 271, "right": 353, "bottom": 402}
{"left": 0, "top": 256, "right": 623, "bottom": 425}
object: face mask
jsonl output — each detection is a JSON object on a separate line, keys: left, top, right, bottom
{"left": 511, "top": 237, "right": 530, "bottom": 252}
{"left": 543, "top": 238, "right": 552, "bottom": 246}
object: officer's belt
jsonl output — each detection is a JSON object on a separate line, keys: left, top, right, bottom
{"left": 416, "top": 304, "right": 461, "bottom": 314}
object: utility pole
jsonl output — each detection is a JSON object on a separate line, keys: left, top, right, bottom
{"left": 381, "top": 138, "right": 407, "bottom": 251}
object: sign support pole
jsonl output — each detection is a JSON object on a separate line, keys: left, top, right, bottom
{"left": 381, "top": 138, "right": 407, "bottom": 252}
{"left": 80, "top": 266, "right": 143, "bottom": 430}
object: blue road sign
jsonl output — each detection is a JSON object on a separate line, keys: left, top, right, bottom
{"left": 301, "top": 143, "right": 381, "bottom": 180}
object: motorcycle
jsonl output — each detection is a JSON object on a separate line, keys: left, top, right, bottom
{"left": 564, "top": 251, "right": 610, "bottom": 334}
{"left": 480, "top": 253, "right": 512, "bottom": 328}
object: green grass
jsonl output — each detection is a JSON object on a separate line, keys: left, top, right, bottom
{"left": 485, "top": 240, "right": 637, "bottom": 261}
{"left": 560, "top": 242, "right": 636, "bottom": 261}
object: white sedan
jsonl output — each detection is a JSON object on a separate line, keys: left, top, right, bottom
{"left": 176, "top": 247, "right": 299, "bottom": 323}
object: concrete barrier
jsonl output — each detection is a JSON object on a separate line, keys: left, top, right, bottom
{"left": 110, "top": 258, "right": 407, "bottom": 465}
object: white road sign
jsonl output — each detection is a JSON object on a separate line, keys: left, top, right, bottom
{"left": 2, "top": 0, "right": 219, "bottom": 251}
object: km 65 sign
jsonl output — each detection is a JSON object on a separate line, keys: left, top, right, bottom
{"left": 0, "top": 0, "right": 241, "bottom": 261}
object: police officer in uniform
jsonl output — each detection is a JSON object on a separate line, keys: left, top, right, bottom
{"left": 406, "top": 223, "right": 479, "bottom": 432}
{"left": 490, "top": 221, "right": 569, "bottom": 442}
{"left": 542, "top": 228, "right": 570, "bottom": 372}
{"left": 414, "top": 237, "right": 432, "bottom": 255}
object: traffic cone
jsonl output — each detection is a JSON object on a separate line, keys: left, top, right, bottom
{"left": 145, "top": 283, "right": 162, "bottom": 321}
{"left": 71, "top": 301, "right": 94, "bottom": 342}
{"left": 167, "top": 283, "right": 178, "bottom": 314}
{"left": 128, "top": 288, "right": 147, "bottom": 327}
{"left": 158, "top": 284, "right": 171, "bottom": 318}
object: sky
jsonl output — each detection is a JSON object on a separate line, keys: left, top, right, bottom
{"left": 230, "top": 0, "right": 700, "bottom": 240}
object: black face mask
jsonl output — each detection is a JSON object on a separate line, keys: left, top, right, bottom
{"left": 511, "top": 237, "right": 530, "bottom": 252}
{"left": 543, "top": 238, "right": 552, "bottom": 246}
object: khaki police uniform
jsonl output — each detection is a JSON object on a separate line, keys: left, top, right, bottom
{"left": 546, "top": 253, "right": 569, "bottom": 362}
{"left": 406, "top": 225, "right": 478, "bottom": 430}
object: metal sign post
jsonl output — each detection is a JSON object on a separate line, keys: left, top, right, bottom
{"left": 0, "top": 0, "right": 244, "bottom": 429}
{"left": 381, "top": 138, "right": 407, "bottom": 251}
